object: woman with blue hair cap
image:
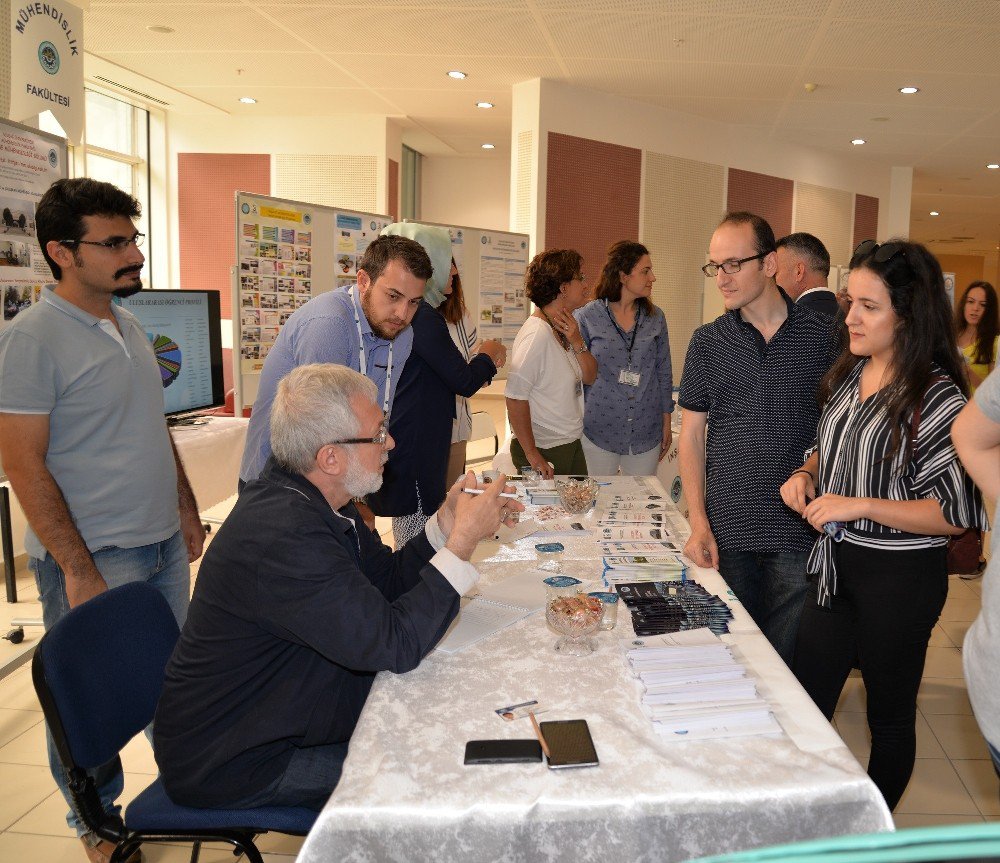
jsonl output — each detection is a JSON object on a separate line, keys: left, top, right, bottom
{"left": 367, "top": 222, "right": 506, "bottom": 546}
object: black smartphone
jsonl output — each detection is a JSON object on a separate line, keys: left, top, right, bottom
{"left": 464, "top": 739, "right": 543, "bottom": 765}
{"left": 538, "top": 719, "right": 599, "bottom": 769}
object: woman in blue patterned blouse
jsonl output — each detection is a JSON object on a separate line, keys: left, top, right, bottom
{"left": 574, "top": 241, "right": 674, "bottom": 476}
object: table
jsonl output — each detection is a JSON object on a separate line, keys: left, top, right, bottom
{"left": 170, "top": 416, "right": 248, "bottom": 512}
{"left": 297, "top": 476, "right": 892, "bottom": 863}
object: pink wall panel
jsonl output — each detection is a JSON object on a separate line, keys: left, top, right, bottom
{"left": 726, "top": 168, "right": 793, "bottom": 241}
{"left": 853, "top": 194, "right": 879, "bottom": 249}
{"left": 545, "top": 132, "right": 641, "bottom": 281}
{"left": 177, "top": 153, "right": 270, "bottom": 394}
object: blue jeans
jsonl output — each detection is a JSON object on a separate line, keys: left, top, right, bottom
{"left": 717, "top": 550, "right": 809, "bottom": 666}
{"left": 32, "top": 531, "right": 190, "bottom": 835}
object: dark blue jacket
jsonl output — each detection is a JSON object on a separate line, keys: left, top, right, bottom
{"left": 154, "top": 458, "right": 459, "bottom": 807}
{"left": 369, "top": 301, "right": 496, "bottom": 516}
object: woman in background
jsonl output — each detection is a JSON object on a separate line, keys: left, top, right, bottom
{"left": 955, "top": 280, "right": 999, "bottom": 392}
{"left": 440, "top": 259, "right": 493, "bottom": 487}
{"left": 781, "top": 239, "right": 984, "bottom": 811}
{"left": 575, "top": 241, "right": 673, "bottom": 475}
{"left": 368, "top": 224, "right": 505, "bottom": 546}
{"left": 505, "top": 249, "right": 595, "bottom": 478}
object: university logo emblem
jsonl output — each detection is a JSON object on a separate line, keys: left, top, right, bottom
{"left": 38, "top": 42, "right": 59, "bottom": 75}
{"left": 48, "top": 149, "right": 58, "bottom": 168}
{"left": 670, "top": 476, "right": 682, "bottom": 503}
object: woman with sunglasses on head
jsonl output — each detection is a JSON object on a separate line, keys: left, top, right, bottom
{"left": 955, "top": 280, "right": 999, "bottom": 393}
{"left": 506, "top": 249, "right": 596, "bottom": 478}
{"left": 780, "top": 239, "right": 986, "bottom": 811}
{"left": 573, "top": 241, "right": 674, "bottom": 476}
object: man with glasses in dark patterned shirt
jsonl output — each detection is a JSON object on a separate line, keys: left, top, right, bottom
{"left": 678, "top": 211, "right": 837, "bottom": 665}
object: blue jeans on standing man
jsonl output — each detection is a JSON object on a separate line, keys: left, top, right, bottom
{"left": 716, "top": 550, "right": 809, "bottom": 666}
{"left": 32, "top": 531, "right": 190, "bottom": 835}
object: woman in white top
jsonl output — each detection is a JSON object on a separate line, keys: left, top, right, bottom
{"left": 505, "top": 249, "right": 596, "bottom": 478}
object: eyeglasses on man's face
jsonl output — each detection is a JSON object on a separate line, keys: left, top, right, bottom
{"left": 701, "top": 251, "right": 769, "bottom": 278}
{"left": 60, "top": 232, "right": 145, "bottom": 252}
{"left": 328, "top": 421, "right": 388, "bottom": 447}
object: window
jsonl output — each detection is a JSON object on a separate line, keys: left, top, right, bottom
{"left": 83, "top": 88, "right": 151, "bottom": 274}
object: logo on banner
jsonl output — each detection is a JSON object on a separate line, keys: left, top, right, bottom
{"left": 48, "top": 149, "right": 59, "bottom": 168}
{"left": 38, "top": 41, "right": 60, "bottom": 74}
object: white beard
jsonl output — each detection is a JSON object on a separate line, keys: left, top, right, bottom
{"left": 344, "top": 451, "right": 385, "bottom": 497}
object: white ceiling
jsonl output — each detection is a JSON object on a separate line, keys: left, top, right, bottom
{"left": 83, "top": 0, "right": 1000, "bottom": 256}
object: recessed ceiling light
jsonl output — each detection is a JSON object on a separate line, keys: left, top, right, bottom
{"left": 239, "top": 96, "right": 257, "bottom": 104}
{"left": 899, "top": 86, "right": 920, "bottom": 94}
{"left": 476, "top": 101, "right": 494, "bottom": 109}
{"left": 481, "top": 143, "right": 495, "bottom": 150}
{"left": 929, "top": 211, "right": 940, "bottom": 216}
{"left": 988, "top": 164, "right": 1000, "bottom": 170}
{"left": 447, "top": 70, "right": 467, "bottom": 80}
{"left": 147, "top": 24, "right": 174, "bottom": 33}
{"left": 851, "top": 138, "right": 865, "bottom": 145}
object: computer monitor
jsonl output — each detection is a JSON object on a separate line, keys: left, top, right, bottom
{"left": 114, "top": 289, "right": 225, "bottom": 421}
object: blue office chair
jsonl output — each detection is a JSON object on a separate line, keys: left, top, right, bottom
{"left": 32, "top": 581, "right": 317, "bottom": 863}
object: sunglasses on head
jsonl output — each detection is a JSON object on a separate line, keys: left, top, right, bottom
{"left": 853, "top": 240, "right": 907, "bottom": 265}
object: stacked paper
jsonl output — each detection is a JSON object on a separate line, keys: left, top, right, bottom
{"left": 625, "top": 638, "right": 782, "bottom": 741}
{"left": 602, "top": 555, "right": 686, "bottom": 585}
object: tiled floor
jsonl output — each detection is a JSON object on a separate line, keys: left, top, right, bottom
{"left": 1, "top": 532, "right": 996, "bottom": 861}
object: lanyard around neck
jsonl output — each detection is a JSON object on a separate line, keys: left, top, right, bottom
{"left": 604, "top": 300, "right": 641, "bottom": 364}
{"left": 351, "top": 285, "right": 393, "bottom": 417}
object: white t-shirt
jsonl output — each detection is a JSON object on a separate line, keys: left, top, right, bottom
{"left": 505, "top": 315, "right": 584, "bottom": 449}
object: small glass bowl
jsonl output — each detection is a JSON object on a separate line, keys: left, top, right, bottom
{"left": 555, "top": 477, "right": 598, "bottom": 514}
{"left": 545, "top": 593, "right": 603, "bottom": 655}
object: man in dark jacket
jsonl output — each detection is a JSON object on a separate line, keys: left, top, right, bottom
{"left": 154, "top": 363, "right": 520, "bottom": 811}
{"left": 775, "top": 232, "right": 839, "bottom": 318}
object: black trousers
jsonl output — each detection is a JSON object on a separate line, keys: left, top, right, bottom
{"left": 793, "top": 541, "right": 948, "bottom": 811}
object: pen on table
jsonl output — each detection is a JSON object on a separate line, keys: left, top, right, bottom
{"left": 463, "top": 488, "right": 519, "bottom": 500}
{"left": 528, "top": 711, "right": 551, "bottom": 759}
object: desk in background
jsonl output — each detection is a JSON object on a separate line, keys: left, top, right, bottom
{"left": 298, "top": 476, "right": 892, "bottom": 863}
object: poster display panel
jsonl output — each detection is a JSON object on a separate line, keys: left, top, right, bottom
{"left": 234, "top": 192, "right": 390, "bottom": 411}
{"left": 0, "top": 118, "right": 67, "bottom": 329}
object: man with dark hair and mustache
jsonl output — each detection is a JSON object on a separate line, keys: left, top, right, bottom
{"left": 239, "top": 234, "right": 433, "bottom": 488}
{"left": 0, "top": 177, "right": 203, "bottom": 863}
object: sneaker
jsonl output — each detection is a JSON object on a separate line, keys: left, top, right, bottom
{"left": 81, "top": 833, "right": 143, "bottom": 863}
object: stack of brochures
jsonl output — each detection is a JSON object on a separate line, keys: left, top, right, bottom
{"left": 624, "top": 633, "right": 781, "bottom": 740}
{"left": 614, "top": 579, "right": 733, "bottom": 636}
{"left": 602, "top": 555, "right": 686, "bottom": 585}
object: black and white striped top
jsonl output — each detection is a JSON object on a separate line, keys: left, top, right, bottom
{"left": 808, "top": 360, "right": 986, "bottom": 606}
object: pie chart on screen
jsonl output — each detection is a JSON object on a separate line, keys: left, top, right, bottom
{"left": 150, "top": 334, "right": 182, "bottom": 387}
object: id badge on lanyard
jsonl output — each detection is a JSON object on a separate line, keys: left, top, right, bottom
{"left": 619, "top": 368, "right": 640, "bottom": 387}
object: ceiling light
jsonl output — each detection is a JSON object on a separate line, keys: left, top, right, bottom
{"left": 929, "top": 211, "right": 940, "bottom": 216}
{"left": 899, "top": 86, "right": 920, "bottom": 94}
{"left": 481, "top": 143, "right": 495, "bottom": 150}
{"left": 851, "top": 138, "right": 865, "bottom": 145}
{"left": 988, "top": 164, "right": 1000, "bottom": 170}
{"left": 239, "top": 96, "right": 257, "bottom": 104}
{"left": 147, "top": 24, "right": 174, "bottom": 33}
{"left": 447, "top": 70, "right": 467, "bottom": 80}
{"left": 476, "top": 101, "right": 494, "bottom": 109}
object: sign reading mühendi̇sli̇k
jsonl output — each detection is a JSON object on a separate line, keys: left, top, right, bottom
{"left": 5, "top": 0, "right": 84, "bottom": 143}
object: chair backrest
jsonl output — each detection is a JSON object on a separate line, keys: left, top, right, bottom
{"left": 32, "top": 582, "right": 180, "bottom": 770}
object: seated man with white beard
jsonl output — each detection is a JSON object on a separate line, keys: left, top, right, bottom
{"left": 154, "top": 363, "right": 521, "bottom": 811}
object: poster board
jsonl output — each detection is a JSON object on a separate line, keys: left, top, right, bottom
{"left": 0, "top": 118, "right": 68, "bottom": 330}
{"left": 233, "top": 192, "right": 391, "bottom": 413}
{"left": 423, "top": 221, "right": 530, "bottom": 378}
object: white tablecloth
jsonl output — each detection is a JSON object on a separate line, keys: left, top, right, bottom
{"left": 170, "top": 417, "right": 248, "bottom": 512}
{"left": 297, "top": 477, "right": 892, "bottom": 863}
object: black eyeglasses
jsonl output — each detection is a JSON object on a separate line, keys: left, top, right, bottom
{"left": 60, "top": 232, "right": 145, "bottom": 252}
{"left": 328, "top": 421, "right": 388, "bottom": 447}
{"left": 701, "top": 251, "right": 770, "bottom": 278}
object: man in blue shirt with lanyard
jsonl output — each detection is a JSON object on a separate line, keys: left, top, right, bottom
{"left": 240, "top": 235, "right": 432, "bottom": 486}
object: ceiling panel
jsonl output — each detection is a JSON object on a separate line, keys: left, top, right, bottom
{"left": 328, "top": 54, "right": 565, "bottom": 90}
{"left": 181, "top": 86, "right": 395, "bottom": 114}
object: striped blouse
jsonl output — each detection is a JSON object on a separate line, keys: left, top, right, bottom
{"left": 808, "top": 360, "right": 986, "bottom": 606}
{"left": 446, "top": 311, "right": 479, "bottom": 443}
